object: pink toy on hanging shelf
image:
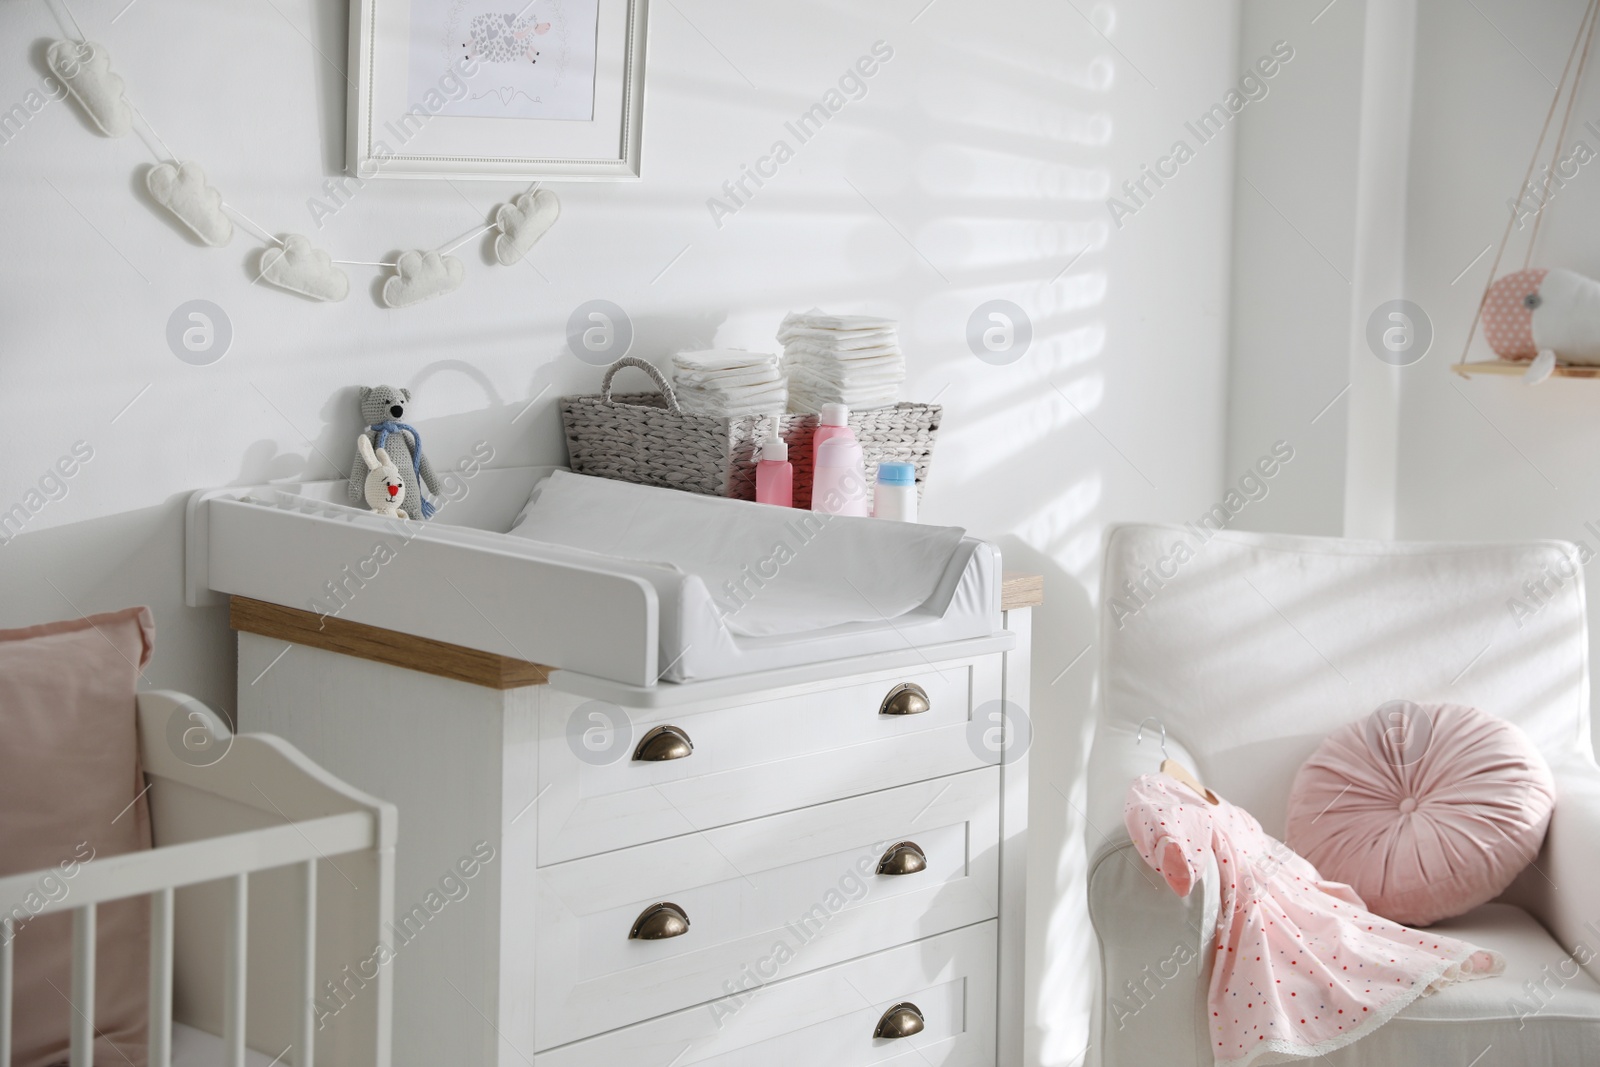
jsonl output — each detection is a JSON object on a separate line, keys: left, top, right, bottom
{"left": 1481, "top": 267, "right": 1600, "bottom": 383}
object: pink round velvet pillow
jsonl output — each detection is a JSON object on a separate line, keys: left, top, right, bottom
{"left": 1285, "top": 702, "right": 1555, "bottom": 927}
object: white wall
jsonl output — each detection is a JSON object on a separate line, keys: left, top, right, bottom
{"left": 1226, "top": 0, "right": 1364, "bottom": 537}
{"left": 1224, "top": 0, "right": 1424, "bottom": 540}
{"left": 1395, "top": 0, "right": 1600, "bottom": 736}
{"left": 0, "top": 1, "right": 1243, "bottom": 1063}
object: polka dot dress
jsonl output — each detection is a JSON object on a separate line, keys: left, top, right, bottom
{"left": 1481, "top": 268, "right": 1547, "bottom": 360}
{"left": 1125, "top": 774, "right": 1504, "bottom": 1067}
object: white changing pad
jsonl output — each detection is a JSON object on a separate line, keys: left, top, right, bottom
{"left": 508, "top": 471, "right": 1000, "bottom": 683}
{"left": 510, "top": 470, "right": 965, "bottom": 637}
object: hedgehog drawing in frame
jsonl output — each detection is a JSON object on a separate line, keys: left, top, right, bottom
{"left": 464, "top": 12, "right": 551, "bottom": 65}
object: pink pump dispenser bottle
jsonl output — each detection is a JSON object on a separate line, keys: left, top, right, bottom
{"left": 755, "top": 438, "right": 794, "bottom": 507}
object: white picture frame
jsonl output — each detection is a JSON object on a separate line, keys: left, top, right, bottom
{"left": 346, "top": 0, "right": 649, "bottom": 181}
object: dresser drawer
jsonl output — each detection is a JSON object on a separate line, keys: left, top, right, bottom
{"left": 531, "top": 769, "right": 999, "bottom": 1051}
{"left": 537, "top": 653, "right": 1002, "bottom": 864}
{"left": 533, "top": 920, "right": 997, "bottom": 1066}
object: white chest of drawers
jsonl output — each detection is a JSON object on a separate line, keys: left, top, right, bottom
{"left": 233, "top": 578, "right": 1037, "bottom": 1066}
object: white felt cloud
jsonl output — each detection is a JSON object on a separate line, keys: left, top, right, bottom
{"left": 47, "top": 40, "right": 131, "bottom": 137}
{"left": 146, "top": 162, "right": 232, "bottom": 246}
{"left": 493, "top": 187, "right": 560, "bottom": 266}
{"left": 259, "top": 235, "right": 348, "bottom": 302}
{"left": 382, "top": 250, "right": 465, "bottom": 308}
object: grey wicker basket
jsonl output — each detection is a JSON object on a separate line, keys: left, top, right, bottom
{"left": 560, "top": 357, "right": 942, "bottom": 504}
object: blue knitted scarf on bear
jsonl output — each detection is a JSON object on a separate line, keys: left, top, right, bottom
{"left": 370, "top": 420, "right": 436, "bottom": 518}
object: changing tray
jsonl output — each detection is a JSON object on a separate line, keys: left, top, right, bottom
{"left": 186, "top": 466, "right": 1003, "bottom": 689}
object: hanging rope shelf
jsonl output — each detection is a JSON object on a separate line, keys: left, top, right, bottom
{"left": 1456, "top": 0, "right": 1600, "bottom": 382}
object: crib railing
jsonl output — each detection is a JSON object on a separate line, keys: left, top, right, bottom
{"left": 0, "top": 692, "right": 395, "bottom": 1067}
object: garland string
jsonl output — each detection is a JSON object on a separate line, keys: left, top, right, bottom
{"left": 48, "top": 0, "right": 536, "bottom": 304}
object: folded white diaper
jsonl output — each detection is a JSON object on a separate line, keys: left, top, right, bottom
{"left": 776, "top": 326, "right": 900, "bottom": 350}
{"left": 780, "top": 340, "right": 904, "bottom": 367}
{"left": 777, "top": 310, "right": 897, "bottom": 335}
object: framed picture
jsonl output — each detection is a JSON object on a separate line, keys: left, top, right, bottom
{"left": 346, "top": 0, "right": 649, "bottom": 180}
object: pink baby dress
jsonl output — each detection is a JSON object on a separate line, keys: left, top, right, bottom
{"left": 1124, "top": 773, "right": 1504, "bottom": 1066}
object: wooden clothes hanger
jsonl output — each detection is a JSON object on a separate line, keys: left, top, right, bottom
{"left": 1136, "top": 717, "right": 1219, "bottom": 805}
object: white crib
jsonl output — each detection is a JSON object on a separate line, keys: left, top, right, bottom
{"left": 0, "top": 691, "right": 396, "bottom": 1067}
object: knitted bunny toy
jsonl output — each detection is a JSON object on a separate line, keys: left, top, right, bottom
{"left": 356, "top": 436, "right": 408, "bottom": 519}
{"left": 346, "top": 385, "right": 440, "bottom": 518}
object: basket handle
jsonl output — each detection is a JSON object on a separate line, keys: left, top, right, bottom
{"left": 602, "top": 356, "right": 681, "bottom": 414}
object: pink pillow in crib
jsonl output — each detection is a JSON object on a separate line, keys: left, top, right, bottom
{"left": 0, "top": 608, "right": 155, "bottom": 1067}
{"left": 1285, "top": 702, "right": 1555, "bottom": 927}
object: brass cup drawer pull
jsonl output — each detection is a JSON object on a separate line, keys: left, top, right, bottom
{"left": 629, "top": 902, "right": 690, "bottom": 940}
{"left": 633, "top": 724, "right": 693, "bottom": 762}
{"left": 879, "top": 682, "right": 930, "bottom": 716}
{"left": 876, "top": 841, "right": 927, "bottom": 876}
{"left": 873, "top": 1002, "right": 925, "bottom": 1039}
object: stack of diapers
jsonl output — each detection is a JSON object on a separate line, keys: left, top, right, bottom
{"left": 778, "top": 309, "right": 906, "bottom": 412}
{"left": 670, "top": 349, "right": 787, "bottom": 417}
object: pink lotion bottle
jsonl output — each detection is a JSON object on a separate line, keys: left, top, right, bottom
{"left": 812, "top": 433, "right": 870, "bottom": 517}
{"left": 806, "top": 403, "right": 851, "bottom": 508}
{"left": 755, "top": 437, "right": 794, "bottom": 507}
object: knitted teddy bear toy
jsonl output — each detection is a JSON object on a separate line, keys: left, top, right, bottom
{"left": 347, "top": 385, "right": 440, "bottom": 519}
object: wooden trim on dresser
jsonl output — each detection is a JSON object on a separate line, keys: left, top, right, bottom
{"left": 229, "top": 597, "right": 552, "bottom": 690}
{"left": 1001, "top": 572, "right": 1044, "bottom": 610}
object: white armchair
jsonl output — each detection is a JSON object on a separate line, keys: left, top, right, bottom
{"left": 1085, "top": 525, "right": 1600, "bottom": 1066}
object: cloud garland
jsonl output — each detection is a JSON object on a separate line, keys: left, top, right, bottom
{"left": 47, "top": 39, "right": 130, "bottom": 137}
{"left": 146, "top": 162, "right": 232, "bottom": 246}
{"left": 49, "top": 35, "right": 560, "bottom": 308}
{"left": 382, "top": 250, "right": 466, "bottom": 308}
{"left": 260, "top": 235, "right": 349, "bottom": 302}
{"left": 494, "top": 187, "right": 560, "bottom": 265}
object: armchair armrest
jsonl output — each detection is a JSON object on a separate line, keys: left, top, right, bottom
{"left": 1084, "top": 724, "right": 1217, "bottom": 1067}
{"left": 1511, "top": 751, "right": 1600, "bottom": 984}
{"left": 1087, "top": 842, "right": 1218, "bottom": 1067}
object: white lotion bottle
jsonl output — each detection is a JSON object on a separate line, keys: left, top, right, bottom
{"left": 873, "top": 462, "right": 918, "bottom": 521}
{"left": 812, "top": 434, "right": 870, "bottom": 516}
